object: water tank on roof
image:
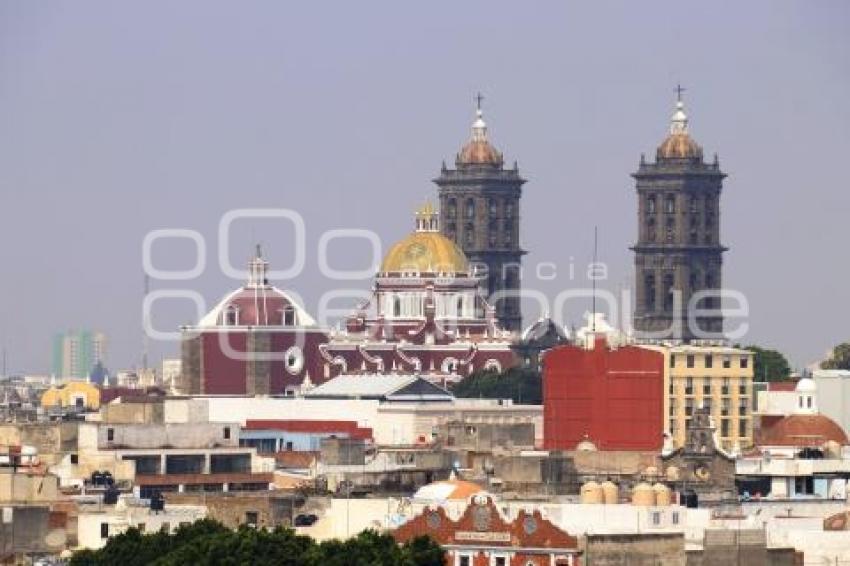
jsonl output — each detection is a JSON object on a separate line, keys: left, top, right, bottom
{"left": 580, "top": 481, "right": 603, "bottom": 504}
{"left": 631, "top": 482, "right": 654, "bottom": 506}
{"left": 601, "top": 481, "right": 618, "bottom": 504}
{"left": 103, "top": 485, "right": 119, "bottom": 505}
{"left": 653, "top": 483, "right": 672, "bottom": 506}
{"left": 682, "top": 489, "right": 699, "bottom": 508}
{"left": 150, "top": 492, "right": 165, "bottom": 512}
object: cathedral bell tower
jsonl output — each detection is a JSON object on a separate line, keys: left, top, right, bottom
{"left": 632, "top": 88, "right": 727, "bottom": 341}
{"left": 434, "top": 96, "right": 526, "bottom": 332}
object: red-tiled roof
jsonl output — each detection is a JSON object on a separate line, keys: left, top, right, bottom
{"left": 134, "top": 472, "right": 273, "bottom": 486}
{"left": 767, "top": 381, "right": 798, "bottom": 392}
{"left": 756, "top": 414, "right": 849, "bottom": 447}
{"left": 245, "top": 419, "right": 372, "bottom": 440}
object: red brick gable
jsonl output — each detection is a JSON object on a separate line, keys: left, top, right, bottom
{"left": 392, "top": 495, "right": 578, "bottom": 553}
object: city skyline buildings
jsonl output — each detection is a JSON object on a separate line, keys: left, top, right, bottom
{"left": 0, "top": 2, "right": 847, "bottom": 373}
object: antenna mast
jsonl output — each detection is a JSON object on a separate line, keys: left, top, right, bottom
{"left": 142, "top": 273, "right": 150, "bottom": 372}
{"left": 592, "top": 226, "right": 598, "bottom": 332}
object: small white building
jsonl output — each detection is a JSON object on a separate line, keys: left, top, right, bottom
{"left": 76, "top": 495, "right": 206, "bottom": 550}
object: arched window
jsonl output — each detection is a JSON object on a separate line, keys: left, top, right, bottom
{"left": 663, "top": 273, "right": 675, "bottom": 310}
{"left": 488, "top": 198, "right": 497, "bottom": 217}
{"left": 665, "top": 196, "right": 676, "bottom": 214}
{"left": 224, "top": 305, "right": 238, "bottom": 326}
{"left": 647, "top": 195, "right": 657, "bottom": 214}
{"left": 645, "top": 274, "right": 656, "bottom": 310}
{"left": 447, "top": 198, "right": 457, "bottom": 217}
{"left": 465, "top": 198, "right": 475, "bottom": 219}
{"left": 283, "top": 305, "right": 296, "bottom": 326}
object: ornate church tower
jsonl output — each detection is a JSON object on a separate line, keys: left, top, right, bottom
{"left": 434, "top": 98, "right": 525, "bottom": 332}
{"left": 632, "top": 89, "right": 727, "bottom": 340}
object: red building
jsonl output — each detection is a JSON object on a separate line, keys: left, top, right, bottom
{"left": 392, "top": 494, "right": 581, "bottom": 566}
{"left": 179, "top": 247, "right": 331, "bottom": 396}
{"left": 543, "top": 336, "right": 665, "bottom": 451}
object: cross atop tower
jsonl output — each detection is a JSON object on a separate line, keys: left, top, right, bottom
{"left": 475, "top": 92, "right": 484, "bottom": 111}
{"left": 675, "top": 84, "right": 686, "bottom": 102}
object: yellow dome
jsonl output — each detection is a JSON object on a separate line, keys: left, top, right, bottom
{"left": 657, "top": 133, "right": 703, "bottom": 160}
{"left": 381, "top": 231, "right": 469, "bottom": 274}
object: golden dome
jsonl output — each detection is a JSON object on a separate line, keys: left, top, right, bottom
{"left": 657, "top": 95, "right": 703, "bottom": 160}
{"left": 458, "top": 139, "right": 503, "bottom": 166}
{"left": 657, "top": 133, "right": 703, "bottom": 160}
{"left": 381, "top": 231, "right": 468, "bottom": 274}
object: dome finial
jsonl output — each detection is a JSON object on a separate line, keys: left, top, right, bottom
{"left": 415, "top": 201, "right": 438, "bottom": 232}
{"left": 471, "top": 91, "right": 487, "bottom": 142}
{"left": 670, "top": 84, "right": 689, "bottom": 135}
{"left": 247, "top": 245, "right": 269, "bottom": 287}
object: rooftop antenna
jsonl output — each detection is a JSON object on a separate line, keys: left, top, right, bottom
{"left": 2, "top": 347, "right": 6, "bottom": 379}
{"left": 142, "top": 273, "right": 150, "bottom": 372}
{"left": 592, "top": 225, "right": 598, "bottom": 332}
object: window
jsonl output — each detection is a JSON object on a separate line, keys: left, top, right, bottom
{"left": 160, "top": 522, "right": 171, "bottom": 534}
{"left": 225, "top": 305, "right": 238, "bottom": 326}
{"left": 465, "top": 227, "right": 474, "bottom": 246}
{"left": 223, "top": 427, "right": 231, "bottom": 440}
{"left": 739, "top": 382, "right": 747, "bottom": 395}
{"left": 739, "top": 420, "right": 748, "bottom": 437}
{"left": 669, "top": 401, "right": 676, "bottom": 416}
{"left": 705, "top": 355, "right": 713, "bottom": 369}
{"left": 689, "top": 196, "right": 698, "bottom": 214}
{"left": 458, "top": 555, "right": 472, "bottom": 566}
{"left": 100, "top": 523, "right": 109, "bottom": 539}
{"left": 703, "top": 381, "right": 711, "bottom": 395}
{"left": 723, "top": 356, "right": 731, "bottom": 369}
{"left": 647, "top": 195, "right": 657, "bottom": 214}
{"left": 392, "top": 296, "right": 401, "bottom": 317}
{"left": 721, "top": 398, "right": 730, "bottom": 416}
{"left": 651, "top": 511, "right": 661, "bottom": 525}
{"left": 686, "top": 355, "right": 695, "bottom": 369}
{"left": 493, "top": 557, "right": 507, "bottom": 566}
{"left": 665, "top": 196, "right": 675, "bottom": 214}
{"left": 702, "top": 398, "right": 712, "bottom": 412}
{"left": 685, "top": 398, "right": 694, "bottom": 417}
{"left": 488, "top": 198, "right": 497, "bottom": 217}
{"left": 672, "top": 511, "right": 680, "bottom": 525}
{"left": 740, "top": 356, "right": 749, "bottom": 369}
{"left": 645, "top": 274, "right": 657, "bottom": 310}
{"left": 685, "top": 377, "right": 694, "bottom": 395}
{"left": 465, "top": 198, "right": 475, "bottom": 219}
{"left": 245, "top": 512, "right": 259, "bottom": 527}
{"left": 107, "top": 428, "right": 114, "bottom": 442}
{"left": 70, "top": 453, "right": 79, "bottom": 465}
{"left": 283, "top": 306, "right": 296, "bottom": 326}
{"left": 663, "top": 273, "right": 675, "bottom": 310}
{"left": 722, "top": 378, "right": 730, "bottom": 395}
{"left": 285, "top": 441, "right": 293, "bottom": 451}
{"left": 721, "top": 419, "right": 730, "bottom": 437}
{"left": 669, "top": 355, "right": 676, "bottom": 368}
{"left": 447, "top": 198, "right": 457, "bottom": 217}
{"left": 505, "top": 201, "right": 514, "bottom": 218}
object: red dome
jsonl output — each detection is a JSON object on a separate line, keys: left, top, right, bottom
{"left": 757, "top": 414, "right": 849, "bottom": 448}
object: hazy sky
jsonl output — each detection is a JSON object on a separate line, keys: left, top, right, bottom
{"left": 1, "top": 1, "right": 848, "bottom": 374}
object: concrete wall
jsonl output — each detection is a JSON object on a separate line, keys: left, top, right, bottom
{"left": 0, "top": 472, "right": 59, "bottom": 503}
{"left": 77, "top": 503, "right": 206, "bottom": 550}
{"left": 813, "top": 370, "right": 850, "bottom": 438}
{"left": 79, "top": 422, "right": 241, "bottom": 450}
{"left": 165, "top": 492, "right": 297, "bottom": 529}
{"left": 0, "top": 422, "right": 78, "bottom": 465}
{"left": 0, "top": 505, "right": 65, "bottom": 557}
{"left": 583, "top": 532, "right": 685, "bottom": 566}
{"left": 101, "top": 401, "right": 164, "bottom": 424}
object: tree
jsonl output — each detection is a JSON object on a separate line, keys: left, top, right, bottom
{"left": 821, "top": 342, "right": 850, "bottom": 370}
{"left": 739, "top": 345, "right": 792, "bottom": 382}
{"left": 451, "top": 366, "right": 542, "bottom": 404}
{"left": 70, "top": 521, "right": 444, "bottom": 566}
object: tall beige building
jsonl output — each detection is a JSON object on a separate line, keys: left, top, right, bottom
{"left": 640, "top": 344, "right": 754, "bottom": 451}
